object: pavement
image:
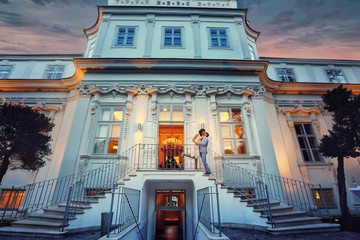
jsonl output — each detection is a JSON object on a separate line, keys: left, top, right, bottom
{"left": 221, "top": 228, "right": 360, "bottom": 240}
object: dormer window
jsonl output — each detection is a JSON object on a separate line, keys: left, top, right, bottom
{"left": 325, "top": 69, "right": 346, "bottom": 83}
{"left": 45, "top": 65, "right": 65, "bottom": 79}
{"left": 209, "top": 28, "right": 229, "bottom": 47}
{"left": 276, "top": 68, "right": 296, "bottom": 82}
{"left": 0, "top": 65, "right": 13, "bottom": 79}
{"left": 163, "top": 28, "right": 182, "bottom": 47}
{"left": 115, "top": 27, "right": 135, "bottom": 46}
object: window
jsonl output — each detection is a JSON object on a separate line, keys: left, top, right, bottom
{"left": 294, "top": 123, "right": 322, "bottom": 162}
{"left": 249, "top": 45, "right": 255, "bottom": 60}
{"left": 93, "top": 107, "right": 124, "bottom": 154}
{"left": 209, "top": 28, "right": 229, "bottom": 47}
{"left": 159, "top": 105, "right": 184, "bottom": 122}
{"left": 156, "top": 190, "right": 185, "bottom": 207}
{"left": 45, "top": 65, "right": 65, "bottom": 79}
{"left": 0, "top": 65, "right": 13, "bottom": 79}
{"left": 115, "top": 27, "right": 135, "bottom": 46}
{"left": 219, "top": 108, "right": 247, "bottom": 155}
{"left": 164, "top": 28, "right": 182, "bottom": 46}
{"left": 0, "top": 189, "right": 25, "bottom": 209}
{"left": 311, "top": 189, "right": 337, "bottom": 209}
{"left": 276, "top": 68, "right": 296, "bottom": 82}
{"left": 325, "top": 69, "right": 346, "bottom": 83}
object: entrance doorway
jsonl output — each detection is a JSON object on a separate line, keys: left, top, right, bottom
{"left": 158, "top": 125, "right": 184, "bottom": 169}
{"left": 156, "top": 210, "right": 184, "bottom": 240}
{"left": 155, "top": 190, "right": 186, "bottom": 240}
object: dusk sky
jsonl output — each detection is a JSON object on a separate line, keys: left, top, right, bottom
{"left": 0, "top": 0, "right": 359, "bottom": 60}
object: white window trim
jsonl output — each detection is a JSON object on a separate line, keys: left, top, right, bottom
{"left": 0, "top": 65, "right": 14, "bottom": 79}
{"left": 294, "top": 122, "right": 323, "bottom": 163}
{"left": 276, "top": 68, "right": 297, "bottom": 82}
{"left": 112, "top": 26, "right": 138, "bottom": 48}
{"left": 324, "top": 68, "right": 347, "bottom": 83}
{"left": 92, "top": 106, "right": 125, "bottom": 155}
{"left": 161, "top": 26, "right": 185, "bottom": 49}
{"left": 207, "top": 27, "right": 232, "bottom": 50}
{"left": 157, "top": 104, "right": 185, "bottom": 123}
{"left": 43, "top": 64, "right": 66, "bottom": 79}
{"left": 218, "top": 107, "right": 249, "bottom": 156}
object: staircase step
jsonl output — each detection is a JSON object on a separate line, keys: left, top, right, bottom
{"left": 12, "top": 219, "right": 68, "bottom": 230}
{"left": 234, "top": 194, "right": 257, "bottom": 199}
{"left": 71, "top": 198, "right": 99, "bottom": 205}
{"left": 240, "top": 198, "right": 268, "bottom": 203}
{"left": 267, "top": 223, "right": 340, "bottom": 235}
{"left": 261, "top": 210, "right": 307, "bottom": 220}
{"left": 44, "top": 208, "right": 84, "bottom": 216}
{"left": 0, "top": 227, "right": 67, "bottom": 238}
{"left": 253, "top": 206, "right": 293, "bottom": 214}
{"left": 247, "top": 201, "right": 280, "bottom": 208}
{"left": 57, "top": 203, "right": 92, "bottom": 209}
{"left": 267, "top": 216, "right": 323, "bottom": 228}
{"left": 28, "top": 213, "right": 76, "bottom": 223}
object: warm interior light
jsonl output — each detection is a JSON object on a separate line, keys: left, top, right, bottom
{"left": 113, "top": 111, "right": 123, "bottom": 121}
{"left": 113, "top": 145, "right": 118, "bottom": 149}
{"left": 220, "top": 112, "right": 229, "bottom": 122}
{"left": 315, "top": 191, "right": 321, "bottom": 200}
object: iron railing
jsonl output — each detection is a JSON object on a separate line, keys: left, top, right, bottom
{"left": 222, "top": 162, "right": 331, "bottom": 220}
{"left": 194, "top": 186, "right": 222, "bottom": 239}
{"left": 106, "top": 186, "right": 141, "bottom": 238}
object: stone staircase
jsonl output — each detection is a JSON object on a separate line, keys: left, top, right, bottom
{"left": 0, "top": 189, "right": 110, "bottom": 238}
{"left": 0, "top": 171, "right": 139, "bottom": 238}
{"left": 222, "top": 185, "right": 340, "bottom": 235}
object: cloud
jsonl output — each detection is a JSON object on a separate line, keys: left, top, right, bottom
{"left": 0, "top": 0, "right": 11, "bottom": 4}
{"left": 30, "top": 0, "right": 70, "bottom": 6}
{"left": 0, "top": 10, "right": 35, "bottom": 27}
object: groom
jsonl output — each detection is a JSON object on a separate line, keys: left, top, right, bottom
{"left": 197, "top": 129, "right": 211, "bottom": 174}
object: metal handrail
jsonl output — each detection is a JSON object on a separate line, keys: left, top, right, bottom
{"left": 106, "top": 186, "right": 141, "bottom": 238}
{"left": 195, "top": 186, "right": 222, "bottom": 237}
{"left": 221, "top": 162, "right": 331, "bottom": 220}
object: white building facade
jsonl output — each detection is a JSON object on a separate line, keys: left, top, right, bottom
{"left": 0, "top": 0, "right": 359, "bottom": 239}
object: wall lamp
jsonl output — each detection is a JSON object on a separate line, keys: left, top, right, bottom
{"left": 200, "top": 123, "right": 205, "bottom": 129}
{"left": 137, "top": 123, "right": 143, "bottom": 132}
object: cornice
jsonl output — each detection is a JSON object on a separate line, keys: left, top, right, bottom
{"left": 0, "top": 65, "right": 84, "bottom": 92}
{"left": 84, "top": 7, "right": 103, "bottom": 39}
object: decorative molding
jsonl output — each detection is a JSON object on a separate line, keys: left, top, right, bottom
{"left": 246, "top": 85, "right": 266, "bottom": 98}
{"left": 279, "top": 105, "right": 321, "bottom": 131}
{"left": 280, "top": 105, "right": 320, "bottom": 115}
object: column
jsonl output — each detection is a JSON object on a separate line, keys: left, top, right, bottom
{"left": 143, "top": 14, "right": 155, "bottom": 58}
{"left": 92, "top": 17, "right": 111, "bottom": 57}
{"left": 234, "top": 17, "right": 251, "bottom": 60}
{"left": 191, "top": 15, "right": 201, "bottom": 58}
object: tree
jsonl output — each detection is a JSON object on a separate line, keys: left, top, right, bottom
{"left": 0, "top": 103, "right": 54, "bottom": 184}
{"left": 319, "top": 85, "right": 360, "bottom": 229}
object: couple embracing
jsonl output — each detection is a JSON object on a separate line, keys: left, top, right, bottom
{"left": 192, "top": 128, "right": 211, "bottom": 175}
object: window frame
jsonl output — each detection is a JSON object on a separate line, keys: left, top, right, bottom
{"left": 276, "top": 68, "right": 297, "bottom": 82}
{"left": 44, "top": 65, "right": 66, "bottom": 79}
{"left": 93, "top": 106, "right": 125, "bottom": 155}
{"left": 0, "top": 189, "right": 26, "bottom": 210}
{"left": 158, "top": 104, "right": 185, "bottom": 123}
{"left": 161, "top": 27, "right": 184, "bottom": 48}
{"left": 311, "top": 188, "right": 337, "bottom": 209}
{"left": 324, "top": 68, "right": 346, "bottom": 83}
{"left": 294, "top": 123, "right": 323, "bottom": 163}
{"left": 113, "top": 26, "right": 138, "bottom": 48}
{"left": 207, "top": 27, "right": 231, "bottom": 49}
{"left": 0, "top": 65, "right": 13, "bottom": 79}
{"left": 218, "top": 107, "right": 248, "bottom": 156}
